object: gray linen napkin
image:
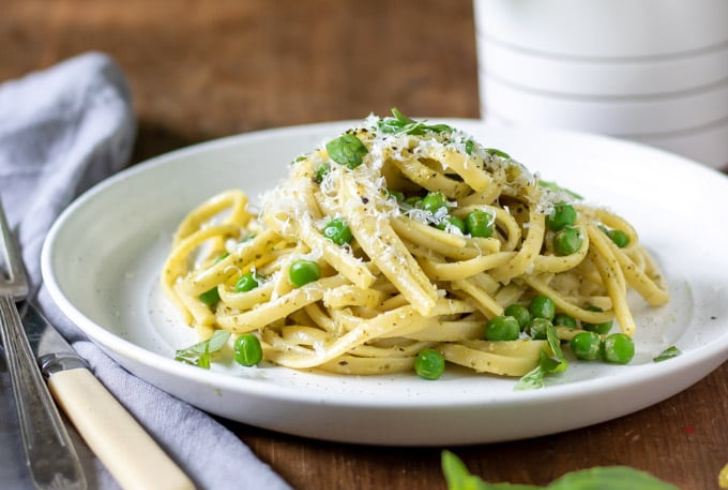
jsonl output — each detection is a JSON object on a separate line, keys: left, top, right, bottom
{"left": 0, "top": 52, "right": 293, "bottom": 490}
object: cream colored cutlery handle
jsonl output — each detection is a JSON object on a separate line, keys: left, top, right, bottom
{"left": 48, "top": 368, "right": 196, "bottom": 490}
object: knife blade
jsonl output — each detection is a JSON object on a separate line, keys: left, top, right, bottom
{"left": 23, "top": 302, "right": 196, "bottom": 490}
{"left": 23, "top": 303, "right": 89, "bottom": 376}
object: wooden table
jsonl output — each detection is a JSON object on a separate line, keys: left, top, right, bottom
{"left": 3, "top": 1, "right": 727, "bottom": 489}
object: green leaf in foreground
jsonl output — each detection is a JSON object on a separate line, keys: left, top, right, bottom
{"left": 175, "top": 330, "right": 231, "bottom": 369}
{"left": 549, "top": 466, "right": 680, "bottom": 490}
{"left": 515, "top": 324, "right": 568, "bottom": 391}
{"left": 538, "top": 180, "right": 584, "bottom": 201}
{"left": 325, "top": 133, "right": 368, "bottom": 169}
{"left": 653, "top": 346, "right": 682, "bottom": 362}
{"left": 442, "top": 451, "right": 680, "bottom": 490}
{"left": 442, "top": 451, "right": 536, "bottom": 490}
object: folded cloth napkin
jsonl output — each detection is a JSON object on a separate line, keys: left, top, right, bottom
{"left": 0, "top": 52, "right": 293, "bottom": 490}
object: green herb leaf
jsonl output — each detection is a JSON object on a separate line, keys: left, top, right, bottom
{"left": 514, "top": 361, "right": 547, "bottom": 391}
{"left": 546, "top": 323, "right": 568, "bottom": 373}
{"left": 442, "top": 451, "right": 679, "bottom": 490}
{"left": 485, "top": 148, "right": 510, "bottom": 159}
{"left": 653, "top": 346, "right": 682, "bottom": 363}
{"left": 441, "top": 450, "right": 480, "bottom": 490}
{"left": 175, "top": 330, "right": 231, "bottom": 369}
{"left": 377, "top": 107, "right": 453, "bottom": 136}
{"left": 538, "top": 180, "right": 584, "bottom": 201}
{"left": 465, "top": 139, "right": 475, "bottom": 155}
{"left": 549, "top": 466, "right": 681, "bottom": 490}
{"left": 515, "top": 325, "right": 567, "bottom": 390}
{"left": 198, "top": 346, "right": 212, "bottom": 369}
{"left": 291, "top": 154, "right": 307, "bottom": 165}
{"left": 325, "top": 134, "right": 368, "bottom": 169}
{"left": 442, "top": 451, "right": 539, "bottom": 489}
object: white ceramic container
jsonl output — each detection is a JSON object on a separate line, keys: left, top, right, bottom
{"left": 474, "top": 0, "right": 728, "bottom": 59}
{"left": 481, "top": 40, "right": 728, "bottom": 97}
{"left": 474, "top": 0, "right": 728, "bottom": 168}
{"left": 484, "top": 86, "right": 728, "bottom": 169}
{"left": 482, "top": 77, "right": 728, "bottom": 136}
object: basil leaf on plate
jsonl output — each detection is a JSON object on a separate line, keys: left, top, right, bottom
{"left": 653, "top": 346, "right": 682, "bottom": 362}
{"left": 326, "top": 133, "right": 368, "bottom": 169}
{"left": 515, "top": 325, "right": 568, "bottom": 391}
{"left": 175, "top": 330, "right": 231, "bottom": 369}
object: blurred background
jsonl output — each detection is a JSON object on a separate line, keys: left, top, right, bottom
{"left": 1, "top": 0, "right": 479, "bottom": 165}
{"left": 4, "top": 0, "right": 726, "bottom": 169}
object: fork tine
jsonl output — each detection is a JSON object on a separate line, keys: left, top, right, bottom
{"left": 0, "top": 198, "right": 29, "bottom": 300}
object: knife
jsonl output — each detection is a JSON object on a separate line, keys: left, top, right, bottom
{"left": 23, "top": 302, "right": 196, "bottom": 490}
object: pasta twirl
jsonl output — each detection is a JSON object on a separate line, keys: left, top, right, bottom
{"left": 162, "top": 111, "right": 668, "bottom": 378}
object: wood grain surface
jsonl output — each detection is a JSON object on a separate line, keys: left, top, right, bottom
{"left": 2, "top": 1, "right": 727, "bottom": 489}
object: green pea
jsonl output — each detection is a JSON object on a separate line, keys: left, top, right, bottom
{"left": 529, "top": 295, "right": 555, "bottom": 321}
{"left": 314, "top": 164, "right": 330, "bottom": 184}
{"left": 546, "top": 202, "right": 577, "bottom": 231}
{"left": 602, "top": 333, "right": 635, "bottom": 364}
{"left": 323, "top": 218, "right": 353, "bottom": 246}
{"left": 599, "top": 225, "right": 630, "bottom": 248}
{"left": 570, "top": 331, "right": 602, "bottom": 361}
{"left": 609, "top": 229, "right": 630, "bottom": 248}
{"left": 582, "top": 306, "right": 613, "bottom": 335}
{"left": 553, "top": 313, "right": 578, "bottom": 330}
{"left": 234, "top": 333, "right": 263, "bottom": 367}
{"left": 484, "top": 315, "right": 520, "bottom": 341}
{"left": 436, "top": 215, "right": 466, "bottom": 234}
{"left": 234, "top": 272, "right": 259, "bottom": 292}
{"left": 503, "top": 304, "right": 530, "bottom": 330}
{"left": 421, "top": 191, "right": 448, "bottom": 214}
{"left": 199, "top": 287, "right": 220, "bottom": 306}
{"left": 289, "top": 259, "right": 321, "bottom": 288}
{"left": 464, "top": 210, "right": 494, "bottom": 238}
{"left": 553, "top": 226, "right": 583, "bottom": 256}
{"left": 529, "top": 317, "right": 552, "bottom": 340}
{"left": 414, "top": 348, "right": 445, "bottom": 380}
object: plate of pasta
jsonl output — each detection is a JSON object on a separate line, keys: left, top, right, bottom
{"left": 42, "top": 112, "right": 728, "bottom": 445}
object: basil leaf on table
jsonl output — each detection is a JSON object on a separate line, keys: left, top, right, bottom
{"left": 442, "top": 451, "right": 680, "bottom": 490}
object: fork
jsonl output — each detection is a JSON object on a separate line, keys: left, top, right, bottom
{"left": 0, "top": 199, "right": 87, "bottom": 490}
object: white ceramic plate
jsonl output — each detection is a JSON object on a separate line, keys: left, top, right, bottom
{"left": 42, "top": 120, "right": 728, "bottom": 446}
{"left": 631, "top": 119, "right": 728, "bottom": 171}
